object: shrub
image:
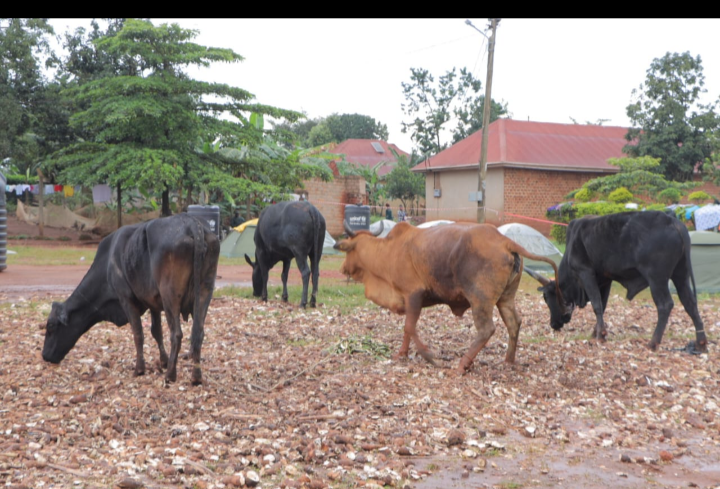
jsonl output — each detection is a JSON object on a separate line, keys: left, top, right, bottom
{"left": 658, "top": 188, "right": 681, "bottom": 204}
{"left": 608, "top": 187, "right": 633, "bottom": 204}
{"left": 550, "top": 224, "right": 567, "bottom": 244}
{"left": 574, "top": 188, "right": 591, "bottom": 202}
{"left": 688, "top": 190, "right": 711, "bottom": 203}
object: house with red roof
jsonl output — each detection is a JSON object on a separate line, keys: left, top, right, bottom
{"left": 412, "top": 119, "right": 629, "bottom": 232}
{"left": 328, "top": 139, "right": 410, "bottom": 177}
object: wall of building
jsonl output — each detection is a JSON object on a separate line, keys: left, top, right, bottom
{"left": 303, "top": 176, "right": 365, "bottom": 238}
{"left": 423, "top": 168, "right": 504, "bottom": 223}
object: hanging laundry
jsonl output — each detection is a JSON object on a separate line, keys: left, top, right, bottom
{"left": 44, "top": 184, "right": 55, "bottom": 194}
{"left": 64, "top": 185, "right": 75, "bottom": 197}
{"left": 92, "top": 184, "right": 112, "bottom": 203}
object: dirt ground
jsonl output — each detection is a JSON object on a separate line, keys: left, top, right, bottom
{"left": 1, "top": 217, "right": 719, "bottom": 489}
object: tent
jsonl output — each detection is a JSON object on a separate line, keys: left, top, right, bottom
{"left": 220, "top": 221, "right": 339, "bottom": 258}
{"left": 497, "top": 223, "right": 563, "bottom": 273}
{"left": 370, "top": 219, "right": 396, "bottom": 238}
{"left": 681, "top": 231, "right": 720, "bottom": 293}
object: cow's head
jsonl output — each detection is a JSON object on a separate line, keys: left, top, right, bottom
{"left": 524, "top": 268, "right": 574, "bottom": 331}
{"left": 333, "top": 220, "right": 384, "bottom": 279}
{"left": 244, "top": 254, "right": 263, "bottom": 297}
{"left": 42, "top": 301, "right": 85, "bottom": 364}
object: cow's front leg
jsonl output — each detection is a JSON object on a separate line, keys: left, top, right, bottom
{"left": 150, "top": 310, "right": 168, "bottom": 370}
{"left": 399, "top": 293, "right": 435, "bottom": 365}
{"left": 578, "top": 272, "right": 608, "bottom": 341}
{"left": 126, "top": 310, "right": 146, "bottom": 377}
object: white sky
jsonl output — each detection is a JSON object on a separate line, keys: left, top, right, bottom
{"left": 49, "top": 19, "right": 720, "bottom": 153}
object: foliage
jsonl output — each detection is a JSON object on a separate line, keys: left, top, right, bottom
{"left": 0, "top": 18, "right": 59, "bottom": 173}
{"left": 383, "top": 149, "right": 425, "bottom": 214}
{"left": 574, "top": 188, "right": 591, "bottom": 202}
{"left": 688, "top": 190, "right": 711, "bottom": 203}
{"left": 277, "top": 113, "right": 389, "bottom": 149}
{"left": 576, "top": 156, "right": 697, "bottom": 202}
{"left": 657, "top": 187, "right": 681, "bottom": 204}
{"left": 334, "top": 335, "right": 391, "bottom": 359}
{"left": 400, "top": 66, "right": 507, "bottom": 156}
{"left": 624, "top": 52, "right": 720, "bottom": 182}
{"left": 48, "top": 19, "right": 309, "bottom": 220}
{"left": 608, "top": 187, "right": 633, "bottom": 204}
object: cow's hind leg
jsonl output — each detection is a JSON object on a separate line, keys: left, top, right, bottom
{"left": 458, "top": 303, "right": 496, "bottom": 374}
{"left": 123, "top": 305, "right": 147, "bottom": 377}
{"left": 497, "top": 300, "right": 522, "bottom": 364}
{"left": 647, "top": 280, "right": 674, "bottom": 351}
{"left": 160, "top": 297, "right": 183, "bottom": 384}
{"left": 294, "top": 253, "right": 311, "bottom": 308}
{"left": 672, "top": 272, "right": 707, "bottom": 354}
{"left": 308, "top": 253, "right": 320, "bottom": 308}
{"left": 279, "top": 259, "right": 291, "bottom": 302}
{"left": 150, "top": 310, "right": 168, "bottom": 370}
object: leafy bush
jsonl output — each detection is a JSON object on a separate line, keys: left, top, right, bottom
{"left": 608, "top": 187, "right": 633, "bottom": 204}
{"left": 550, "top": 224, "right": 567, "bottom": 244}
{"left": 658, "top": 188, "right": 681, "bottom": 204}
{"left": 574, "top": 188, "right": 591, "bottom": 202}
{"left": 688, "top": 191, "right": 711, "bottom": 203}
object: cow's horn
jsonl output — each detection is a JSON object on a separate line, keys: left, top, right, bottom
{"left": 343, "top": 219, "right": 356, "bottom": 238}
{"left": 524, "top": 267, "right": 551, "bottom": 286}
{"left": 371, "top": 220, "right": 384, "bottom": 237}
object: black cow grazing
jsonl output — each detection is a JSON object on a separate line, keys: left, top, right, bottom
{"left": 42, "top": 214, "right": 220, "bottom": 385}
{"left": 526, "top": 211, "right": 707, "bottom": 353}
{"left": 244, "top": 201, "right": 326, "bottom": 308}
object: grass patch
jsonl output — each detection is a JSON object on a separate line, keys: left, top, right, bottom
{"left": 6, "top": 246, "right": 96, "bottom": 266}
{"left": 334, "top": 335, "right": 392, "bottom": 359}
{"left": 215, "top": 282, "right": 371, "bottom": 313}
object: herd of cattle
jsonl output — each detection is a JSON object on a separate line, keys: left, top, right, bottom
{"left": 42, "top": 202, "right": 709, "bottom": 384}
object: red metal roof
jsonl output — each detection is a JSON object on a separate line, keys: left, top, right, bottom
{"left": 413, "top": 119, "right": 630, "bottom": 173}
{"left": 329, "top": 139, "right": 410, "bottom": 177}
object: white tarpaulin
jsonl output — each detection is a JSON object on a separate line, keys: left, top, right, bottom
{"left": 694, "top": 205, "right": 720, "bottom": 231}
{"left": 497, "top": 223, "right": 563, "bottom": 272}
{"left": 369, "top": 219, "right": 396, "bottom": 238}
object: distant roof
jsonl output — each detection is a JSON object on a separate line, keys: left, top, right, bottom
{"left": 329, "top": 139, "right": 410, "bottom": 176}
{"left": 412, "top": 119, "right": 631, "bottom": 173}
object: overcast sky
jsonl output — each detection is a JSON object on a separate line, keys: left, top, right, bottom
{"left": 50, "top": 19, "right": 720, "bottom": 153}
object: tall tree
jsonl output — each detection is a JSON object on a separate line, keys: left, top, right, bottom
{"left": 0, "top": 18, "right": 56, "bottom": 169}
{"left": 384, "top": 149, "right": 424, "bottom": 215}
{"left": 400, "top": 67, "right": 507, "bottom": 156}
{"left": 624, "top": 52, "right": 720, "bottom": 182}
{"left": 278, "top": 113, "right": 389, "bottom": 148}
{"left": 50, "top": 19, "right": 308, "bottom": 224}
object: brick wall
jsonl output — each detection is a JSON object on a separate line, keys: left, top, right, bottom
{"left": 503, "top": 168, "right": 610, "bottom": 234}
{"left": 302, "top": 176, "right": 365, "bottom": 238}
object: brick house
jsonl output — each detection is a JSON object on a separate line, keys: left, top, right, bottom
{"left": 328, "top": 139, "right": 409, "bottom": 177}
{"left": 412, "top": 119, "right": 629, "bottom": 234}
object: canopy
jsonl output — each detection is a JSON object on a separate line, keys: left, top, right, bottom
{"left": 694, "top": 205, "right": 720, "bottom": 231}
{"left": 682, "top": 231, "right": 720, "bottom": 293}
{"left": 220, "top": 223, "right": 338, "bottom": 258}
{"left": 497, "top": 223, "right": 563, "bottom": 273}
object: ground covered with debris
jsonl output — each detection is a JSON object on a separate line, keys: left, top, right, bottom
{"left": 1, "top": 290, "right": 719, "bottom": 489}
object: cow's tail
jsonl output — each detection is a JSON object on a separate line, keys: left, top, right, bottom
{"left": 509, "top": 241, "right": 566, "bottom": 308}
{"left": 673, "top": 218, "right": 698, "bottom": 299}
{"left": 311, "top": 206, "right": 325, "bottom": 270}
{"left": 190, "top": 215, "right": 207, "bottom": 356}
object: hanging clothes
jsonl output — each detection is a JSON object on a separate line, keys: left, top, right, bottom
{"left": 63, "top": 185, "right": 75, "bottom": 197}
{"left": 92, "top": 184, "right": 112, "bottom": 203}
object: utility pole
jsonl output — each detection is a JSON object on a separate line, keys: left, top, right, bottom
{"left": 467, "top": 18, "right": 499, "bottom": 224}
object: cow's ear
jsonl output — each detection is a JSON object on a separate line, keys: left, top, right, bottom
{"left": 244, "top": 254, "right": 255, "bottom": 267}
{"left": 537, "top": 286, "right": 544, "bottom": 292}
{"left": 334, "top": 240, "right": 356, "bottom": 252}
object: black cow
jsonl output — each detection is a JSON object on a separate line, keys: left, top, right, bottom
{"left": 42, "top": 214, "right": 220, "bottom": 385}
{"left": 244, "top": 201, "right": 326, "bottom": 308}
{"left": 526, "top": 211, "right": 707, "bottom": 353}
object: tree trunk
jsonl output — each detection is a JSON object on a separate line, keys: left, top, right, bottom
{"left": 116, "top": 183, "right": 122, "bottom": 229}
{"left": 37, "top": 169, "right": 44, "bottom": 237}
{"left": 161, "top": 186, "right": 171, "bottom": 217}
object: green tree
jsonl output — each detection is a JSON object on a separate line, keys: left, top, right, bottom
{"left": 573, "top": 156, "right": 697, "bottom": 202}
{"left": 400, "top": 67, "right": 507, "bottom": 155}
{"left": 50, "top": 19, "right": 306, "bottom": 225}
{"left": 384, "top": 149, "right": 424, "bottom": 215}
{"left": 624, "top": 51, "right": 720, "bottom": 181}
{"left": 0, "top": 18, "right": 56, "bottom": 169}
{"left": 280, "top": 113, "right": 389, "bottom": 148}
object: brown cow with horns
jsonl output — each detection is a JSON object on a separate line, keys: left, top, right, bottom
{"left": 334, "top": 221, "right": 565, "bottom": 373}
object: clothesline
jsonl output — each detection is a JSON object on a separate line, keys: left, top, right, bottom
{"left": 5, "top": 183, "right": 113, "bottom": 203}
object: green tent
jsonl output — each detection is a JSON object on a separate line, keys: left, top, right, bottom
{"left": 686, "top": 231, "right": 720, "bottom": 293}
{"left": 220, "top": 225, "right": 257, "bottom": 258}
{"left": 220, "top": 224, "right": 339, "bottom": 258}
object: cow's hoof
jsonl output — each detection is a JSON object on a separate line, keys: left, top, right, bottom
{"left": 134, "top": 364, "right": 146, "bottom": 377}
{"left": 647, "top": 341, "right": 659, "bottom": 351}
{"left": 165, "top": 371, "right": 177, "bottom": 384}
{"left": 418, "top": 349, "right": 437, "bottom": 366}
{"left": 392, "top": 351, "right": 409, "bottom": 361}
{"left": 191, "top": 369, "right": 203, "bottom": 386}
{"left": 684, "top": 340, "right": 707, "bottom": 355}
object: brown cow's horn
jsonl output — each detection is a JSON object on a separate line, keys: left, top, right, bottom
{"left": 371, "top": 220, "right": 384, "bottom": 237}
{"left": 343, "top": 219, "right": 356, "bottom": 238}
{"left": 524, "top": 267, "right": 551, "bottom": 286}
